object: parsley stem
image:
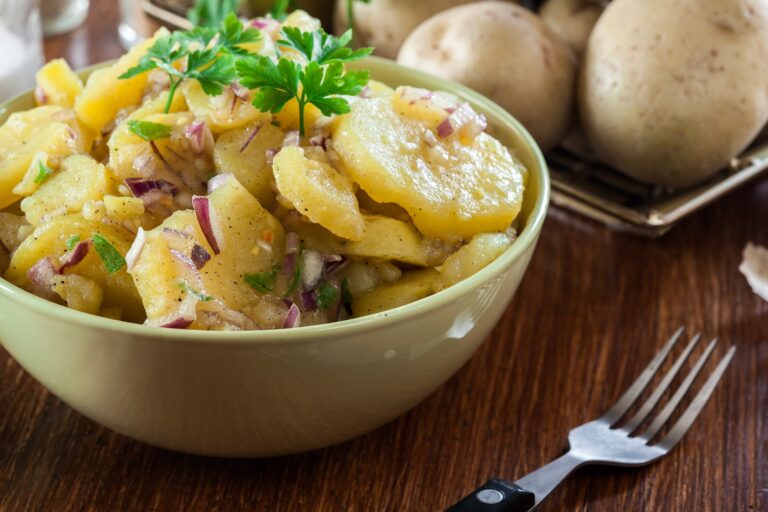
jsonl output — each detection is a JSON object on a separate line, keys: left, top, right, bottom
{"left": 165, "top": 77, "right": 182, "bottom": 114}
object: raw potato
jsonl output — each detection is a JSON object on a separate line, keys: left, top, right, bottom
{"left": 333, "top": 0, "right": 518, "bottom": 59}
{"left": 397, "top": 1, "right": 576, "bottom": 152}
{"left": 273, "top": 146, "right": 365, "bottom": 241}
{"left": 579, "top": 0, "right": 768, "bottom": 188}
{"left": 21, "top": 155, "right": 114, "bottom": 226}
{"left": 352, "top": 268, "right": 438, "bottom": 316}
{"left": 539, "top": 0, "right": 603, "bottom": 58}
{"left": 5, "top": 214, "right": 145, "bottom": 321}
{"left": 332, "top": 97, "right": 526, "bottom": 243}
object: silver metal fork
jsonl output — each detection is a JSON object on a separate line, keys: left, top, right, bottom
{"left": 446, "top": 328, "right": 736, "bottom": 511}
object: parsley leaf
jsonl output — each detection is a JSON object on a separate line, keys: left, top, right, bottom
{"left": 316, "top": 280, "right": 338, "bottom": 309}
{"left": 237, "top": 27, "right": 372, "bottom": 135}
{"left": 127, "top": 120, "right": 173, "bottom": 141}
{"left": 244, "top": 265, "right": 280, "bottom": 293}
{"left": 65, "top": 235, "right": 81, "bottom": 251}
{"left": 92, "top": 234, "right": 126, "bottom": 274}
{"left": 34, "top": 161, "right": 53, "bottom": 184}
{"left": 269, "top": 0, "right": 293, "bottom": 21}
{"left": 180, "top": 282, "right": 213, "bottom": 301}
{"left": 188, "top": 0, "right": 238, "bottom": 28}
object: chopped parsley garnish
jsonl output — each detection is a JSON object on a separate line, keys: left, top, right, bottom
{"left": 188, "top": 0, "right": 238, "bottom": 28}
{"left": 316, "top": 280, "right": 338, "bottom": 309}
{"left": 127, "top": 120, "right": 173, "bottom": 141}
{"left": 244, "top": 265, "right": 280, "bottom": 292}
{"left": 269, "top": 0, "right": 293, "bottom": 21}
{"left": 236, "top": 27, "right": 372, "bottom": 135}
{"left": 92, "top": 234, "right": 126, "bottom": 274}
{"left": 34, "top": 161, "right": 53, "bottom": 184}
{"left": 180, "top": 281, "right": 213, "bottom": 301}
{"left": 65, "top": 235, "right": 81, "bottom": 251}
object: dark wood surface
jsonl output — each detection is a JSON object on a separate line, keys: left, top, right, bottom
{"left": 1, "top": 1, "right": 766, "bottom": 510}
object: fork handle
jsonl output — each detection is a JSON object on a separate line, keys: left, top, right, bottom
{"left": 444, "top": 478, "right": 535, "bottom": 512}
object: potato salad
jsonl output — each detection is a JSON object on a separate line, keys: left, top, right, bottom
{"left": 0, "top": 11, "right": 527, "bottom": 330}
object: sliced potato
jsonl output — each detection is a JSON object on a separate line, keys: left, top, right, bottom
{"left": 5, "top": 214, "right": 145, "bottom": 321}
{"left": 35, "top": 59, "right": 84, "bottom": 108}
{"left": 332, "top": 97, "right": 526, "bottom": 243}
{"left": 213, "top": 122, "right": 284, "bottom": 208}
{"left": 352, "top": 268, "right": 438, "bottom": 316}
{"left": 183, "top": 80, "right": 270, "bottom": 133}
{"left": 273, "top": 146, "right": 365, "bottom": 241}
{"left": 21, "top": 155, "right": 114, "bottom": 226}
{"left": 433, "top": 233, "right": 512, "bottom": 292}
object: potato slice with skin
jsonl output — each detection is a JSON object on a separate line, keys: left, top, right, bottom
{"left": 183, "top": 80, "right": 271, "bottom": 133}
{"left": 0, "top": 106, "right": 81, "bottom": 209}
{"left": 352, "top": 268, "right": 438, "bottom": 317}
{"left": 273, "top": 146, "right": 365, "bottom": 241}
{"left": 433, "top": 233, "right": 513, "bottom": 292}
{"left": 5, "top": 214, "right": 145, "bottom": 322}
{"left": 74, "top": 30, "right": 163, "bottom": 133}
{"left": 130, "top": 176, "right": 285, "bottom": 324}
{"left": 213, "top": 122, "right": 284, "bottom": 209}
{"left": 35, "top": 59, "right": 84, "bottom": 108}
{"left": 332, "top": 97, "right": 526, "bottom": 243}
{"left": 21, "top": 155, "right": 114, "bottom": 226}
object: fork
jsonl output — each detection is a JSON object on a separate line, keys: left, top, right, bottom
{"left": 445, "top": 328, "right": 736, "bottom": 511}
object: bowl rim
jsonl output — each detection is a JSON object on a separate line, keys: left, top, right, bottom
{"left": 0, "top": 56, "right": 550, "bottom": 346}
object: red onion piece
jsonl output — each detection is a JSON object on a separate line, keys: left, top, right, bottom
{"left": 309, "top": 133, "right": 328, "bottom": 151}
{"left": 185, "top": 120, "right": 213, "bottom": 154}
{"left": 283, "top": 252, "right": 296, "bottom": 277}
{"left": 125, "top": 227, "right": 146, "bottom": 271}
{"left": 436, "top": 118, "right": 454, "bottom": 138}
{"left": 239, "top": 123, "right": 262, "bottom": 152}
{"left": 192, "top": 196, "right": 221, "bottom": 255}
{"left": 125, "top": 178, "right": 178, "bottom": 197}
{"left": 301, "top": 250, "right": 325, "bottom": 291}
{"left": 283, "top": 131, "right": 300, "bottom": 147}
{"left": 161, "top": 317, "right": 194, "bottom": 329}
{"left": 299, "top": 290, "right": 318, "bottom": 311}
{"left": 285, "top": 232, "right": 299, "bottom": 254}
{"left": 27, "top": 257, "right": 59, "bottom": 299}
{"left": 170, "top": 249, "right": 197, "bottom": 271}
{"left": 358, "top": 85, "right": 371, "bottom": 98}
{"left": 34, "top": 86, "right": 48, "bottom": 105}
{"left": 207, "top": 173, "right": 233, "bottom": 194}
{"left": 191, "top": 243, "right": 211, "bottom": 270}
{"left": 324, "top": 255, "right": 348, "bottom": 276}
{"left": 282, "top": 302, "right": 301, "bottom": 328}
{"left": 58, "top": 241, "right": 91, "bottom": 273}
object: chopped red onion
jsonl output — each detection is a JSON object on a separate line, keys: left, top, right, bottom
{"left": 185, "top": 120, "right": 213, "bottom": 154}
{"left": 125, "top": 178, "right": 178, "bottom": 197}
{"left": 444, "top": 107, "right": 456, "bottom": 114}
{"left": 125, "top": 227, "right": 146, "bottom": 271}
{"left": 301, "top": 250, "right": 325, "bottom": 291}
{"left": 161, "top": 317, "right": 194, "bottom": 329}
{"left": 230, "top": 82, "right": 250, "bottom": 102}
{"left": 358, "top": 85, "right": 371, "bottom": 98}
{"left": 170, "top": 249, "right": 197, "bottom": 270}
{"left": 282, "top": 301, "right": 301, "bottom": 328}
{"left": 191, "top": 243, "right": 211, "bottom": 269}
{"left": 436, "top": 118, "right": 454, "bottom": 138}
{"left": 283, "top": 252, "right": 296, "bottom": 277}
{"left": 299, "top": 290, "right": 318, "bottom": 311}
{"left": 283, "top": 130, "right": 300, "bottom": 147}
{"left": 192, "top": 196, "right": 221, "bottom": 255}
{"left": 207, "top": 173, "right": 233, "bottom": 194}
{"left": 285, "top": 232, "right": 299, "bottom": 254}
{"left": 239, "top": 123, "right": 262, "bottom": 153}
{"left": 161, "top": 227, "right": 193, "bottom": 240}
{"left": 309, "top": 133, "right": 328, "bottom": 151}
{"left": 34, "top": 86, "right": 48, "bottom": 105}
{"left": 265, "top": 147, "right": 279, "bottom": 165}
{"left": 58, "top": 241, "right": 91, "bottom": 273}
{"left": 27, "top": 257, "right": 59, "bottom": 300}
{"left": 324, "top": 255, "right": 348, "bottom": 276}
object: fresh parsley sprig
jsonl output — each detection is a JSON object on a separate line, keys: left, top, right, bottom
{"left": 236, "top": 27, "right": 372, "bottom": 135}
{"left": 269, "top": 0, "right": 294, "bottom": 21}
{"left": 119, "top": 13, "right": 259, "bottom": 114}
{"left": 188, "top": 0, "right": 239, "bottom": 28}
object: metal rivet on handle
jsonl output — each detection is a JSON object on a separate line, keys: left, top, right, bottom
{"left": 476, "top": 489, "right": 504, "bottom": 504}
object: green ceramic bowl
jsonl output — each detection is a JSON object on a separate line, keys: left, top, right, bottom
{"left": 0, "top": 56, "right": 549, "bottom": 457}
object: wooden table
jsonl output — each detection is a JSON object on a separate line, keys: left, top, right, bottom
{"left": 1, "top": 1, "right": 765, "bottom": 510}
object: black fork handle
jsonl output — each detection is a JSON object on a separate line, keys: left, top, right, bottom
{"left": 445, "top": 478, "right": 535, "bottom": 512}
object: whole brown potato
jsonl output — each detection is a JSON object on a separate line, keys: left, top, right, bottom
{"left": 539, "top": 0, "right": 603, "bottom": 58}
{"left": 333, "top": 0, "right": 520, "bottom": 59}
{"left": 580, "top": 0, "right": 768, "bottom": 188}
{"left": 397, "top": 1, "right": 577, "bottom": 152}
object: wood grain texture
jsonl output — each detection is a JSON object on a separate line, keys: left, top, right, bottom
{"left": 1, "top": 1, "right": 766, "bottom": 510}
